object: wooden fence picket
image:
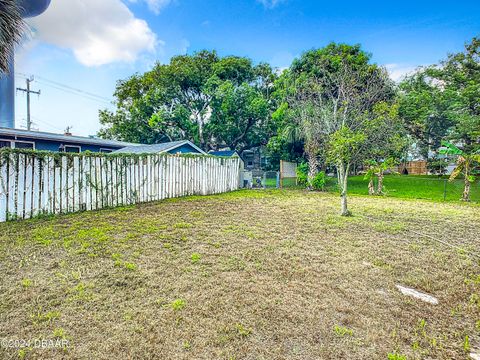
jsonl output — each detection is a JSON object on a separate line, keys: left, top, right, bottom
{"left": 0, "top": 151, "right": 241, "bottom": 222}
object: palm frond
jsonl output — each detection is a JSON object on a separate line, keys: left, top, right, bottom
{"left": 0, "top": 0, "right": 27, "bottom": 73}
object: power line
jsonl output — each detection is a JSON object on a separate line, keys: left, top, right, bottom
{"left": 15, "top": 72, "right": 113, "bottom": 105}
{"left": 37, "top": 80, "right": 111, "bottom": 105}
{"left": 31, "top": 116, "right": 64, "bottom": 132}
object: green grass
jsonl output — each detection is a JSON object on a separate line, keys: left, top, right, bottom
{"left": 324, "top": 175, "right": 480, "bottom": 202}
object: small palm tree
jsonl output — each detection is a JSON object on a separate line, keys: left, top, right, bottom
{"left": 0, "top": 0, "right": 27, "bottom": 73}
{"left": 364, "top": 158, "right": 397, "bottom": 195}
{"left": 449, "top": 154, "right": 480, "bottom": 202}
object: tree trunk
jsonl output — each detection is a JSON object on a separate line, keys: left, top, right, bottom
{"left": 197, "top": 114, "right": 206, "bottom": 150}
{"left": 337, "top": 162, "right": 351, "bottom": 216}
{"left": 368, "top": 178, "right": 375, "bottom": 195}
{"left": 341, "top": 191, "right": 349, "bottom": 216}
{"left": 377, "top": 171, "right": 384, "bottom": 195}
{"left": 307, "top": 153, "right": 319, "bottom": 190}
{"left": 463, "top": 164, "right": 471, "bottom": 202}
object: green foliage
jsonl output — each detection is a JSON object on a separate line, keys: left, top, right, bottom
{"left": 311, "top": 171, "right": 326, "bottom": 190}
{"left": 0, "top": 0, "right": 27, "bottom": 73}
{"left": 296, "top": 162, "right": 309, "bottom": 187}
{"left": 278, "top": 43, "right": 396, "bottom": 214}
{"left": 324, "top": 174, "right": 480, "bottom": 202}
{"left": 333, "top": 325, "right": 353, "bottom": 337}
{"left": 191, "top": 253, "right": 201, "bottom": 264}
{"left": 21, "top": 278, "right": 32, "bottom": 288}
{"left": 327, "top": 127, "right": 366, "bottom": 165}
{"left": 123, "top": 262, "right": 137, "bottom": 271}
{"left": 53, "top": 327, "right": 67, "bottom": 339}
{"left": 31, "top": 310, "right": 60, "bottom": 325}
{"left": 398, "top": 72, "right": 451, "bottom": 158}
{"left": 427, "top": 158, "right": 449, "bottom": 176}
{"left": 400, "top": 37, "right": 480, "bottom": 156}
{"left": 464, "top": 335, "right": 470, "bottom": 353}
{"left": 235, "top": 323, "right": 252, "bottom": 337}
{"left": 387, "top": 353, "right": 407, "bottom": 360}
{"left": 295, "top": 163, "right": 326, "bottom": 190}
{"left": 169, "top": 299, "right": 186, "bottom": 311}
{"left": 99, "top": 50, "right": 277, "bottom": 152}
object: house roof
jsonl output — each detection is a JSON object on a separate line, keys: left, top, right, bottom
{"left": 0, "top": 127, "right": 137, "bottom": 148}
{"left": 208, "top": 150, "right": 239, "bottom": 157}
{"left": 113, "top": 140, "right": 206, "bottom": 155}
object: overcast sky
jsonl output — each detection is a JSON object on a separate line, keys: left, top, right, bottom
{"left": 13, "top": 0, "right": 480, "bottom": 136}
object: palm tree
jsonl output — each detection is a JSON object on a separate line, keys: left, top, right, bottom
{"left": 363, "top": 158, "right": 398, "bottom": 195}
{"left": 449, "top": 154, "right": 480, "bottom": 202}
{"left": 0, "top": 0, "right": 27, "bottom": 73}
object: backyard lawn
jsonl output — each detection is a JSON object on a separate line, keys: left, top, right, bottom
{"left": 0, "top": 190, "right": 479, "bottom": 359}
{"left": 332, "top": 175, "right": 480, "bottom": 202}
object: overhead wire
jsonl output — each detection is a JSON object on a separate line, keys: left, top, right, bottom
{"left": 15, "top": 72, "right": 113, "bottom": 105}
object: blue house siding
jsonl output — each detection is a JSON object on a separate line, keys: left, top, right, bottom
{"left": 0, "top": 135, "right": 124, "bottom": 152}
{"left": 0, "top": 128, "right": 135, "bottom": 153}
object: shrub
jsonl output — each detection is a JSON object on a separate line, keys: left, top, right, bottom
{"left": 296, "top": 163, "right": 326, "bottom": 190}
{"left": 427, "top": 158, "right": 449, "bottom": 176}
{"left": 296, "top": 162, "right": 309, "bottom": 187}
{"left": 311, "top": 171, "right": 326, "bottom": 191}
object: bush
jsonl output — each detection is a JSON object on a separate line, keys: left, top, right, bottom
{"left": 311, "top": 171, "right": 326, "bottom": 191}
{"left": 296, "top": 163, "right": 326, "bottom": 190}
{"left": 427, "top": 158, "right": 448, "bottom": 176}
{"left": 296, "top": 162, "right": 309, "bottom": 187}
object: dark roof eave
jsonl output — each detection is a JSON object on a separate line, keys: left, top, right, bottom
{"left": 0, "top": 127, "right": 138, "bottom": 148}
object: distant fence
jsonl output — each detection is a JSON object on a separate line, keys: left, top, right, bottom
{"left": 0, "top": 150, "right": 242, "bottom": 222}
{"left": 280, "top": 160, "right": 298, "bottom": 188}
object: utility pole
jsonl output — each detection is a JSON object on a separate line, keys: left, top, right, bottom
{"left": 16, "top": 76, "right": 41, "bottom": 131}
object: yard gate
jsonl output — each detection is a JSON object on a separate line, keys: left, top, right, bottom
{"left": 280, "top": 160, "right": 298, "bottom": 188}
{"left": 0, "top": 150, "right": 242, "bottom": 222}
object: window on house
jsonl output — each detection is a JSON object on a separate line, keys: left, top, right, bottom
{"left": 0, "top": 140, "right": 12, "bottom": 149}
{"left": 63, "top": 145, "right": 81, "bottom": 153}
{"left": 99, "top": 148, "right": 113, "bottom": 153}
{"left": 13, "top": 141, "right": 34, "bottom": 149}
{"left": 247, "top": 161, "right": 253, "bottom": 167}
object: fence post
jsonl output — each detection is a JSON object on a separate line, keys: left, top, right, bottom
{"left": 279, "top": 160, "right": 283, "bottom": 189}
{"left": 276, "top": 172, "right": 280, "bottom": 189}
{"left": 443, "top": 179, "right": 447, "bottom": 201}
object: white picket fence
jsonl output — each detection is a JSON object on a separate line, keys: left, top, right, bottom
{"left": 0, "top": 151, "right": 242, "bottom": 222}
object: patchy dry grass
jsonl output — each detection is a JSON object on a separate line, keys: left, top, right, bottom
{"left": 0, "top": 190, "right": 479, "bottom": 359}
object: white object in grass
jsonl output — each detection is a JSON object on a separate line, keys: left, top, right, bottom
{"left": 396, "top": 285, "right": 439, "bottom": 305}
{"left": 470, "top": 350, "right": 480, "bottom": 360}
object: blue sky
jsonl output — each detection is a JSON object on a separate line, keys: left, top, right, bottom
{"left": 14, "top": 0, "right": 480, "bottom": 136}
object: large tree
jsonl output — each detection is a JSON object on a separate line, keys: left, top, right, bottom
{"left": 399, "top": 37, "right": 480, "bottom": 157}
{"left": 0, "top": 0, "right": 27, "bottom": 73}
{"left": 279, "top": 43, "right": 396, "bottom": 215}
{"left": 99, "top": 50, "right": 276, "bottom": 151}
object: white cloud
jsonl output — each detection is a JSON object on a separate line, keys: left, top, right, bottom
{"left": 144, "top": 0, "right": 172, "bottom": 14}
{"left": 28, "top": 0, "right": 158, "bottom": 67}
{"left": 385, "top": 63, "right": 418, "bottom": 82}
{"left": 129, "top": 0, "right": 173, "bottom": 15}
{"left": 257, "top": 0, "right": 286, "bottom": 9}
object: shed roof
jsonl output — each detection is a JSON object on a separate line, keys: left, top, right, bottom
{"left": 113, "top": 140, "right": 206, "bottom": 155}
{"left": 208, "top": 150, "right": 239, "bottom": 157}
